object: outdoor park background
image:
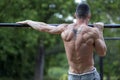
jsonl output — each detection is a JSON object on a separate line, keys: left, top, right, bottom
{"left": 0, "top": 0, "right": 120, "bottom": 80}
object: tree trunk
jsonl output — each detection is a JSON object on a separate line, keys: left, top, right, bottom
{"left": 107, "top": 74, "right": 110, "bottom": 80}
{"left": 34, "top": 43, "right": 45, "bottom": 80}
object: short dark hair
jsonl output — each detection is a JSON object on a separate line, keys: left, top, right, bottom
{"left": 76, "top": 3, "right": 90, "bottom": 19}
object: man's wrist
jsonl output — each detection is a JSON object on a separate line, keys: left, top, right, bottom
{"left": 25, "top": 20, "right": 32, "bottom": 24}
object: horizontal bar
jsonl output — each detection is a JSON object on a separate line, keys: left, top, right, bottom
{"left": 0, "top": 23, "right": 120, "bottom": 28}
{"left": 0, "top": 23, "right": 59, "bottom": 27}
{"left": 0, "top": 23, "right": 61, "bottom": 27}
{"left": 104, "top": 37, "right": 120, "bottom": 40}
{"left": 0, "top": 23, "right": 29, "bottom": 27}
{"left": 0, "top": 23, "right": 120, "bottom": 40}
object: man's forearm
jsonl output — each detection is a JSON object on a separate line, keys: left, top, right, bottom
{"left": 26, "top": 20, "right": 48, "bottom": 31}
{"left": 95, "top": 38, "right": 107, "bottom": 56}
{"left": 19, "top": 20, "right": 40, "bottom": 30}
{"left": 95, "top": 30, "right": 107, "bottom": 56}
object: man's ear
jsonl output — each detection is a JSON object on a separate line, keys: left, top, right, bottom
{"left": 88, "top": 14, "right": 91, "bottom": 18}
{"left": 87, "top": 14, "right": 91, "bottom": 20}
{"left": 74, "top": 13, "right": 77, "bottom": 19}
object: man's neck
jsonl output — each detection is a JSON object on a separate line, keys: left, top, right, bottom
{"left": 75, "top": 19, "right": 88, "bottom": 26}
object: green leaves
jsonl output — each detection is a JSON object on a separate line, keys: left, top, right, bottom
{"left": 87, "top": 0, "right": 120, "bottom": 23}
{"left": 0, "top": 0, "right": 120, "bottom": 80}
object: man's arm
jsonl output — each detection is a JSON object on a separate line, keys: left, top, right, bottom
{"left": 94, "top": 22, "right": 107, "bottom": 56}
{"left": 17, "top": 20, "right": 68, "bottom": 34}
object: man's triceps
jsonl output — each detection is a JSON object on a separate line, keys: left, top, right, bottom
{"left": 94, "top": 38, "right": 106, "bottom": 56}
{"left": 40, "top": 24, "right": 67, "bottom": 34}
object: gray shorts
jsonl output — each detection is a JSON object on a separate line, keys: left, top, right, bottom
{"left": 68, "top": 68, "right": 100, "bottom": 80}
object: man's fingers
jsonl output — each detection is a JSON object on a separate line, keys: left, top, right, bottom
{"left": 93, "top": 22, "right": 104, "bottom": 27}
{"left": 16, "top": 20, "right": 31, "bottom": 24}
{"left": 93, "top": 22, "right": 104, "bottom": 31}
{"left": 16, "top": 21, "right": 27, "bottom": 24}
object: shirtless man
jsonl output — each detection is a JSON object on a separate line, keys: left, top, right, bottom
{"left": 17, "top": 3, "right": 107, "bottom": 80}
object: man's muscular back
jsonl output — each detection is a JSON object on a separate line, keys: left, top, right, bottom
{"left": 61, "top": 23, "right": 99, "bottom": 74}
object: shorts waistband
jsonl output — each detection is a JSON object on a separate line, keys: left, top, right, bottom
{"left": 68, "top": 67, "right": 97, "bottom": 76}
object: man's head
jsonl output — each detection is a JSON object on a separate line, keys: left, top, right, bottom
{"left": 75, "top": 3, "right": 91, "bottom": 19}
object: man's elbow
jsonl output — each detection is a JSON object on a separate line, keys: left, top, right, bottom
{"left": 99, "top": 47, "right": 107, "bottom": 57}
{"left": 99, "top": 51, "right": 106, "bottom": 57}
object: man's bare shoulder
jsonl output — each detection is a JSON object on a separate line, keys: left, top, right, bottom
{"left": 90, "top": 27, "right": 100, "bottom": 38}
{"left": 87, "top": 26, "right": 99, "bottom": 32}
{"left": 92, "top": 27, "right": 100, "bottom": 33}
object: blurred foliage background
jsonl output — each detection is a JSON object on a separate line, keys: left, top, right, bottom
{"left": 0, "top": 0, "right": 120, "bottom": 80}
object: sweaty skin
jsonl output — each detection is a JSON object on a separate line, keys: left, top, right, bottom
{"left": 17, "top": 20, "right": 107, "bottom": 74}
